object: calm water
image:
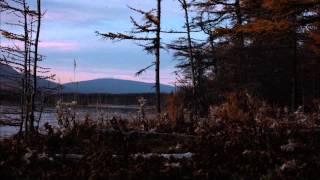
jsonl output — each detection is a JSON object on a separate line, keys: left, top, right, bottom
{"left": 0, "top": 105, "right": 149, "bottom": 139}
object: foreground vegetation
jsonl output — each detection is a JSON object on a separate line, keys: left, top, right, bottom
{"left": 1, "top": 93, "right": 320, "bottom": 179}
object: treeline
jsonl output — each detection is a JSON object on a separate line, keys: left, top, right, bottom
{"left": 0, "top": 90, "right": 20, "bottom": 105}
{"left": 187, "top": 0, "right": 320, "bottom": 111}
{"left": 98, "top": 0, "right": 319, "bottom": 116}
{"left": 0, "top": 91, "right": 170, "bottom": 107}
{"left": 176, "top": 0, "right": 320, "bottom": 114}
{"left": 46, "top": 93, "right": 170, "bottom": 106}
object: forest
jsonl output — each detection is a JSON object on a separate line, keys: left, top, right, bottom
{"left": 0, "top": 0, "right": 320, "bottom": 179}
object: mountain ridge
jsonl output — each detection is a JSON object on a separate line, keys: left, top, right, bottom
{"left": 0, "top": 64, "right": 174, "bottom": 94}
{"left": 62, "top": 78, "right": 174, "bottom": 94}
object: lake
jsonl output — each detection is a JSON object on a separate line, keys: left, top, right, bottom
{"left": 0, "top": 105, "right": 153, "bottom": 139}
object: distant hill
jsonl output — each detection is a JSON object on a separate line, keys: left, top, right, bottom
{"left": 62, "top": 78, "right": 174, "bottom": 94}
{"left": 0, "top": 63, "right": 20, "bottom": 78}
{"left": 0, "top": 63, "right": 58, "bottom": 90}
{"left": 0, "top": 64, "right": 174, "bottom": 94}
{"left": 0, "top": 64, "right": 22, "bottom": 90}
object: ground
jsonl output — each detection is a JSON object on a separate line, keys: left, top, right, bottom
{"left": 1, "top": 118, "right": 320, "bottom": 179}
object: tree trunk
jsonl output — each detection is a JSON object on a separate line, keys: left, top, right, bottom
{"left": 291, "top": 22, "right": 298, "bottom": 111}
{"left": 235, "top": 0, "right": 246, "bottom": 84}
{"left": 180, "top": 0, "right": 198, "bottom": 118}
{"left": 23, "top": 0, "right": 29, "bottom": 136}
{"left": 182, "top": 0, "right": 196, "bottom": 88}
{"left": 30, "top": 0, "right": 41, "bottom": 132}
{"left": 155, "top": 0, "right": 161, "bottom": 114}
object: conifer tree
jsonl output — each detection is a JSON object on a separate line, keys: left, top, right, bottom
{"left": 97, "top": 0, "right": 163, "bottom": 113}
{"left": 1, "top": 0, "right": 45, "bottom": 135}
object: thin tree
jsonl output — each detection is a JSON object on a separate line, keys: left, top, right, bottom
{"left": 30, "top": 0, "right": 42, "bottom": 131}
{"left": 1, "top": 0, "right": 48, "bottom": 136}
{"left": 0, "top": 0, "right": 33, "bottom": 136}
{"left": 97, "top": 0, "right": 163, "bottom": 114}
{"left": 179, "top": 0, "right": 197, "bottom": 111}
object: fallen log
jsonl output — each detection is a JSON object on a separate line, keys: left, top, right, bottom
{"left": 99, "top": 129, "right": 198, "bottom": 141}
{"left": 132, "top": 152, "right": 193, "bottom": 160}
{"left": 54, "top": 152, "right": 194, "bottom": 162}
{"left": 55, "top": 153, "right": 84, "bottom": 160}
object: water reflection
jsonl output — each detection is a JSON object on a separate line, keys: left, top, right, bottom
{"left": 0, "top": 105, "right": 153, "bottom": 139}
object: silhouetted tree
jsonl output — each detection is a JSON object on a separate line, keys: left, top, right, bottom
{"left": 0, "top": 0, "right": 47, "bottom": 136}
{"left": 97, "top": 0, "right": 163, "bottom": 113}
{"left": 167, "top": 0, "right": 204, "bottom": 118}
{"left": 30, "top": 0, "right": 42, "bottom": 131}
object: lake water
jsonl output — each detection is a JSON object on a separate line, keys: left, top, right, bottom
{"left": 0, "top": 105, "right": 151, "bottom": 139}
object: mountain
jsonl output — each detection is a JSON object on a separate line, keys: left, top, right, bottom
{"left": 0, "top": 64, "right": 175, "bottom": 94}
{"left": 0, "top": 63, "right": 59, "bottom": 90}
{"left": 0, "top": 64, "right": 21, "bottom": 90}
{"left": 0, "top": 63, "right": 20, "bottom": 77}
{"left": 62, "top": 78, "right": 174, "bottom": 94}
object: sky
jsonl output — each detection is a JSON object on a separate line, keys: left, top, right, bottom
{"left": 12, "top": 0, "right": 191, "bottom": 85}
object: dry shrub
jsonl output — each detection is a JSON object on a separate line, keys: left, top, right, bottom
{"left": 209, "top": 91, "right": 262, "bottom": 125}
{"left": 192, "top": 93, "right": 320, "bottom": 179}
{"left": 166, "top": 92, "right": 184, "bottom": 125}
{"left": 205, "top": 91, "right": 320, "bottom": 136}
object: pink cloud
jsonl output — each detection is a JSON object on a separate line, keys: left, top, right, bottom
{"left": 1, "top": 40, "right": 80, "bottom": 51}
{"left": 39, "top": 41, "right": 80, "bottom": 51}
{"left": 0, "top": 40, "right": 23, "bottom": 49}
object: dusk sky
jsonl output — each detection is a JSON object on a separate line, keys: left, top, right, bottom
{"left": 30, "top": 0, "right": 190, "bottom": 85}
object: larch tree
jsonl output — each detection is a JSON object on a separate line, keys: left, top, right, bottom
{"left": 167, "top": 0, "right": 201, "bottom": 117}
{"left": 0, "top": 0, "right": 45, "bottom": 136}
{"left": 236, "top": 0, "right": 319, "bottom": 109}
{"left": 30, "top": 0, "right": 42, "bottom": 131}
{"left": 97, "top": 0, "right": 163, "bottom": 114}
